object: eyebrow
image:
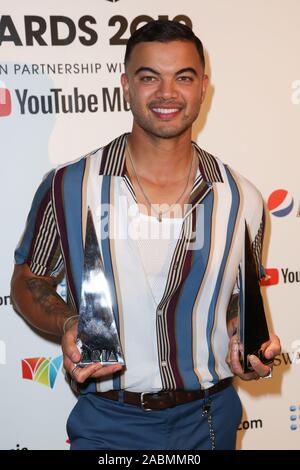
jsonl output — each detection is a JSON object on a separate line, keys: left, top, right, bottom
{"left": 134, "top": 67, "right": 159, "bottom": 76}
{"left": 134, "top": 66, "right": 199, "bottom": 77}
{"left": 175, "top": 67, "right": 198, "bottom": 77}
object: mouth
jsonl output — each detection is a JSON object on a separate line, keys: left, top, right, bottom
{"left": 150, "top": 106, "right": 182, "bottom": 120}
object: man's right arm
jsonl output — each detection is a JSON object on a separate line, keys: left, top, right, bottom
{"left": 11, "top": 263, "right": 124, "bottom": 381}
{"left": 10, "top": 263, "right": 76, "bottom": 337}
{"left": 12, "top": 169, "right": 124, "bottom": 381}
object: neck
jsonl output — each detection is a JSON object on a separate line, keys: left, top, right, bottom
{"left": 127, "top": 126, "right": 193, "bottom": 184}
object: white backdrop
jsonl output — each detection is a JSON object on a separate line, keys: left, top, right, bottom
{"left": 0, "top": 0, "right": 299, "bottom": 450}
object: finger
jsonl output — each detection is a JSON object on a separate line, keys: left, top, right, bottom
{"left": 229, "top": 339, "right": 244, "bottom": 375}
{"left": 69, "top": 363, "right": 124, "bottom": 385}
{"left": 91, "top": 364, "right": 124, "bottom": 379}
{"left": 228, "top": 339, "right": 262, "bottom": 380}
{"left": 226, "top": 334, "right": 236, "bottom": 367}
{"left": 71, "top": 364, "right": 80, "bottom": 378}
{"left": 63, "top": 355, "right": 76, "bottom": 374}
{"left": 72, "top": 363, "right": 124, "bottom": 383}
{"left": 248, "top": 354, "right": 272, "bottom": 377}
{"left": 263, "top": 334, "right": 281, "bottom": 360}
{"left": 62, "top": 330, "right": 81, "bottom": 363}
{"left": 71, "top": 363, "right": 104, "bottom": 384}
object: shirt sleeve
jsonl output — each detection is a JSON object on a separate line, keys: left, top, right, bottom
{"left": 14, "top": 169, "right": 64, "bottom": 278}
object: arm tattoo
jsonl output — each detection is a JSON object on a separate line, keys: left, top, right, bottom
{"left": 226, "top": 293, "right": 239, "bottom": 322}
{"left": 26, "top": 278, "right": 71, "bottom": 317}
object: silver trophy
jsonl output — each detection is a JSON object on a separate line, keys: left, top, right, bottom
{"left": 238, "top": 222, "right": 272, "bottom": 373}
{"left": 76, "top": 207, "right": 125, "bottom": 366}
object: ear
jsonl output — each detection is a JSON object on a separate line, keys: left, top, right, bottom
{"left": 200, "top": 74, "right": 209, "bottom": 104}
{"left": 121, "top": 73, "right": 130, "bottom": 104}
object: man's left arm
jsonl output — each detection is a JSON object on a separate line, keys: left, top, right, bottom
{"left": 227, "top": 201, "right": 281, "bottom": 380}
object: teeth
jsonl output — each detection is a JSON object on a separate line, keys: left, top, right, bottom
{"left": 152, "top": 108, "right": 179, "bottom": 114}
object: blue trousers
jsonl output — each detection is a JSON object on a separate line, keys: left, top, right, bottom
{"left": 67, "top": 385, "right": 242, "bottom": 450}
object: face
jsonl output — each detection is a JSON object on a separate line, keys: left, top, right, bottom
{"left": 121, "top": 40, "right": 208, "bottom": 139}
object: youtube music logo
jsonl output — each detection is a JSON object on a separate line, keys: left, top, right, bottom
{"left": 261, "top": 268, "right": 300, "bottom": 286}
{"left": 260, "top": 268, "right": 279, "bottom": 286}
{"left": 0, "top": 81, "right": 12, "bottom": 117}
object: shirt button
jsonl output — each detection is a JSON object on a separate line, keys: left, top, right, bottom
{"left": 173, "top": 262, "right": 179, "bottom": 270}
{"left": 161, "top": 361, "right": 167, "bottom": 367}
{"left": 157, "top": 309, "right": 163, "bottom": 316}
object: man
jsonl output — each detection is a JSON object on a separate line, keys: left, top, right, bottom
{"left": 11, "top": 20, "right": 280, "bottom": 450}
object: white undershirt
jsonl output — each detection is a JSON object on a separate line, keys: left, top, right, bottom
{"left": 134, "top": 213, "right": 183, "bottom": 305}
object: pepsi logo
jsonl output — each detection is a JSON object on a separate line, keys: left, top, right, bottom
{"left": 267, "top": 189, "right": 294, "bottom": 217}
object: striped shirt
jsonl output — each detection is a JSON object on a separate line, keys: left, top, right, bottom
{"left": 15, "top": 133, "right": 265, "bottom": 393}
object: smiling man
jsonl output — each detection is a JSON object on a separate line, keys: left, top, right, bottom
{"left": 122, "top": 40, "right": 207, "bottom": 139}
{"left": 11, "top": 20, "right": 280, "bottom": 450}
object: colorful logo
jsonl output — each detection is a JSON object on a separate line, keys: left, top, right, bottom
{"left": 21, "top": 355, "right": 63, "bottom": 388}
{"left": 0, "top": 81, "right": 12, "bottom": 117}
{"left": 267, "top": 189, "right": 294, "bottom": 217}
{"left": 260, "top": 268, "right": 279, "bottom": 286}
{"left": 289, "top": 405, "right": 300, "bottom": 431}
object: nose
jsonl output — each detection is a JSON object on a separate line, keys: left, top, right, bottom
{"left": 155, "top": 78, "right": 179, "bottom": 100}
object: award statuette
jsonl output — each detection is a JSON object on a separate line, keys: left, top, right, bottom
{"left": 76, "top": 207, "right": 125, "bottom": 366}
{"left": 238, "top": 222, "right": 272, "bottom": 373}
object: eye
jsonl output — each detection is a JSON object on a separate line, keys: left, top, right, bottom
{"left": 140, "top": 76, "right": 157, "bottom": 82}
{"left": 177, "top": 76, "right": 193, "bottom": 82}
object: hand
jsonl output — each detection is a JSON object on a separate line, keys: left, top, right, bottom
{"left": 61, "top": 319, "right": 124, "bottom": 384}
{"left": 226, "top": 333, "right": 281, "bottom": 381}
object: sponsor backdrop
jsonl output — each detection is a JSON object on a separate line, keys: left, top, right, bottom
{"left": 0, "top": 0, "right": 299, "bottom": 450}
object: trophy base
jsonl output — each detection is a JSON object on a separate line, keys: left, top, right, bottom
{"left": 76, "top": 340, "right": 125, "bottom": 367}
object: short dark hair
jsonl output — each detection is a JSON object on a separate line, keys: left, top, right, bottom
{"left": 124, "top": 20, "right": 205, "bottom": 69}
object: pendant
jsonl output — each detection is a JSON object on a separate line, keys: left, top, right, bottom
{"left": 158, "top": 211, "right": 162, "bottom": 222}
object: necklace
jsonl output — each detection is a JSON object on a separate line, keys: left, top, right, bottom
{"left": 126, "top": 140, "right": 195, "bottom": 222}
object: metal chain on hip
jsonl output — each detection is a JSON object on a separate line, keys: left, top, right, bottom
{"left": 202, "top": 398, "right": 216, "bottom": 450}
